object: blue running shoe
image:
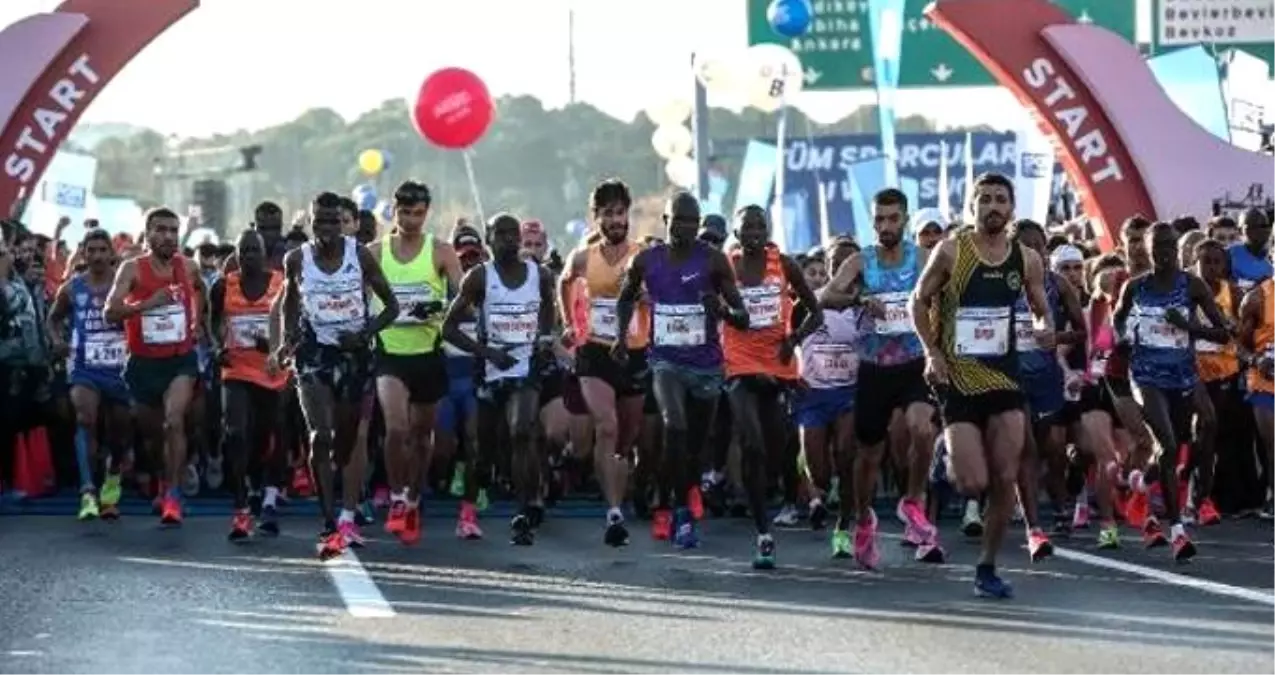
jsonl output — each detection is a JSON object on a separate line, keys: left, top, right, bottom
{"left": 974, "top": 565, "right": 1013, "bottom": 599}
{"left": 673, "top": 507, "right": 699, "bottom": 549}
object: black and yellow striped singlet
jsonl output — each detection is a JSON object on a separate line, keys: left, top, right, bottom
{"left": 937, "top": 230, "right": 1025, "bottom": 396}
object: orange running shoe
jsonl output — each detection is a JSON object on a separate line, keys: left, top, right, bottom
{"left": 1142, "top": 517, "right": 1168, "bottom": 548}
{"left": 1125, "top": 491, "right": 1149, "bottom": 528}
{"left": 651, "top": 508, "right": 673, "bottom": 541}
{"left": 1027, "top": 528, "right": 1054, "bottom": 562}
{"left": 1171, "top": 527, "right": 1197, "bottom": 561}
{"left": 228, "top": 511, "right": 252, "bottom": 541}
{"left": 687, "top": 486, "right": 704, "bottom": 521}
{"left": 385, "top": 501, "right": 408, "bottom": 535}
{"left": 400, "top": 505, "right": 421, "bottom": 545}
{"left": 160, "top": 495, "right": 183, "bottom": 526}
{"left": 1198, "top": 499, "right": 1222, "bottom": 526}
{"left": 317, "top": 530, "right": 345, "bottom": 561}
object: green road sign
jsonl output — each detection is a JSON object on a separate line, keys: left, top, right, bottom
{"left": 1149, "top": 0, "right": 1274, "bottom": 72}
{"left": 745, "top": 0, "right": 1137, "bottom": 90}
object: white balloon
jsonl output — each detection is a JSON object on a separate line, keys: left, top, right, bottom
{"left": 651, "top": 124, "right": 694, "bottom": 160}
{"left": 742, "top": 43, "right": 805, "bottom": 113}
{"left": 664, "top": 156, "right": 698, "bottom": 189}
{"left": 643, "top": 99, "right": 692, "bottom": 127}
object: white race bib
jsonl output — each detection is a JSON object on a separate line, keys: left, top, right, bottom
{"left": 1134, "top": 307, "right": 1189, "bottom": 350}
{"left": 1195, "top": 338, "right": 1224, "bottom": 354}
{"left": 741, "top": 283, "right": 782, "bottom": 329}
{"left": 1014, "top": 316, "right": 1037, "bottom": 352}
{"left": 229, "top": 314, "right": 270, "bottom": 349}
{"left": 84, "top": 332, "right": 125, "bottom": 368}
{"left": 141, "top": 303, "right": 188, "bottom": 345}
{"left": 954, "top": 306, "right": 1011, "bottom": 357}
{"left": 486, "top": 302, "right": 538, "bottom": 346}
{"left": 443, "top": 321, "right": 478, "bottom": 357}
{"left": 588, "top": 298, "right": 640, "bottom": 341}
{"left": 807, "top": 343, "right": 857, "bottom": 386}
{"left": 391, "top": 282, "right": 435, "bottom": 325}
{"left": 1089, "top": 357, "right": 1108, "bottom": 378}
{"left": 872, "top": 291, "right": 912, "bottom": 336}
{"left": 1237, "top": 278, "right": 1256, "bottom": 293}
{"left": 653, "top": 303, "right": 706, "bottom": 347}
{"left": 311, "top": 290, "right": 364, "bottom": 328}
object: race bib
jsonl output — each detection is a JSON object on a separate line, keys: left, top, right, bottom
{"left": 1237, "top": 278, "right": 1256, "bottom": 293}
{"left": 1195, "top": 338, "right": 1224, "bottom": 354}
{"left": 486, "top": 302, "right": 538, "bottom": 346}
{"left": 741, "top": 283, "right": 782, "bottom": 329}
{"left": 1015, "top": 316, "right": 1038, "bottom": 352}
{"left": 807, "top": 343, "right": 857, "bottom": 386}
{"left": 872, "top": 291, "right": 912, "bottom": 336}
{"left": 954, "top": 306, "right": 1011, "bottom": 357}
{"left": 229, "top": 314, "right": 270, "bottom": 349}
{"left": 1089, "top": 357, "right": 1108, "bottom": 379}
{"left": 141, "top": 303, "right": 188, "bottom": 345}
{"left": 391, "top": 282, "right": 435, "bottom": 325}
{"left": 443, "top": 321, "right": 478, "bottom": 357}
{"left": 588, "top": 298, "right": 640, "bottom": 341}
{"left": 653, "top": 303, "right": 706, "bottom": 347}
{"left": 1134, "top": 307, "right": 1189, "bottom": 350}
{"left": 84, "top": 332, "right": 125, "bottom": 368}
{"left": 310, "top": 290, "right": 364, "bottom": 328}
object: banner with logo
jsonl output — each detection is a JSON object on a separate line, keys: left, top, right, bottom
{"left": 21, "top": 150, "right": 98, "bottom": 241}
{"left": 1012, "top": 113, "right": 1058, "bottom": 225}
{"left": 867, "top": 0, "right": 906, "bottom": 187}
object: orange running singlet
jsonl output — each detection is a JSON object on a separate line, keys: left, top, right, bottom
{"left": 221, "top": 270, "right": 288, "bottom": 391}
{"left": 723, "top": 245, "right": 797, "bottom": 380}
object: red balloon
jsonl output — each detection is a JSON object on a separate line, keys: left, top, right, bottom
{"left": 412, "top": 67, "right": 494, "bottom": 150}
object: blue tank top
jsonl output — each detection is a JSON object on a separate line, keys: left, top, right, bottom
{"left": 645, "top": 243, "right": 720, "bottom": 369}
{"left": 1228, "top": 243, "right": 1272, "bottom": 294}
{"left": 859, "top": 242, "right": 924, "bottom": 366}
{"left": 442, "top": 290, "right": 478, "bottom": 380}
{"left": 1014, "top": 273, "right": 1063, "bottom": 375}
{"left": 1129, "top": 272, "right": 1197, "bottom": 390}
{"left": 69, "top": 274, "right": 126, "bottom": 377}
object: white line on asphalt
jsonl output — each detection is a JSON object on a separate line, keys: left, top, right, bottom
{"left": 324, "top": 549, "right": 396, "bottom": 618}
{"left": 1054, "top": 547, "right": 1275, "bottom": 607}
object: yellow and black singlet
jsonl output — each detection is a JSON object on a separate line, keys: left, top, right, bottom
{"left": 937, "top": 230, "right": 1026, "bottom": 396}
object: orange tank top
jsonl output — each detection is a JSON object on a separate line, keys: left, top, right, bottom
{"left": 1197, "top": 281, "right": 1239, "bottom": 382}
{"left": 1248, "top": 278, "right": 1274, "bottom": 395}
{"left": 583, "top": 241, "right": 650, "bottom": 349}
{"left": 221, "top": 270, "right": 288, "bottom": 391}
{"left": 724, "top": 246, "right": 797, "bottom": 380}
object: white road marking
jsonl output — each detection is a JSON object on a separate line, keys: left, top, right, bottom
{"left": 324, "top": 549, "right": 396, "bottom": 618}
{"left": 1054, "top": 546, "right": 1275, "bottom": 606}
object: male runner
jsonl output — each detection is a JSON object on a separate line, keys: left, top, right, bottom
{"left": 1238, "top": 257, "right": 1274, "bottom": 518}
{"left": 443, "top": 213, "right": 556, "bottom": 545}
{"left": 559, "top": 179, "right": 651, "bottom": 547}
{"left": 1229, "top": 208, "right": 1272, "bottom": 293}
{"left": 366, "top": 180, "right": 461, "bottom": 546}
{"left": 278, "top": 191, "right": 399, "bottom": 559}
{"left": 1190, "top": 239, "right": 1240, "bottom": 525}
{"left": 105, "top": 207, "right": 208, "bottom": 526}
{"left": 1114, "top": 222, "right": 1230, "bottom": 560}
{"left": 47, "top": 229, "right": 129, "bottom": 521}
{"left": 614, "top": 191, "right": 748, "bottom": 549}
{"left": 210, "top": 230, "right": 288, "bottom": 539}
{"left": 822, "top": 188, "right": 943, "bottom": 563}
{"left": 721, "top": 205, "right": 822, "bottom": 568}
{"left": 910, "top": 173, "right": 1055, "bottom": 598}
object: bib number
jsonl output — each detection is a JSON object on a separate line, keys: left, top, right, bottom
{"left": 1134, "top": 307, "right": 1189, "bottom": 350}
{"left": 1195, "top": 338, "right": 1224, "bottom": 354}
{"left": 443, "top": 321, "right": 478, "bottom": 357}
{"left": 954, "top": 307, "right": 1011, "bottom": 357}
{"left": 391, "top": 283, "right": 435, "bottom": 325}
{"left": 1015, "top": 317, "right": 1037, "bottom": 352}
{"left": 229, "top": 314, "right": 270, "bottom": 349}
{"left": 487, "top": 303, "right": 538, "bottom": 346}
{"left": 654, "top": 304, "right": 706, "bottom": 347}
{"left": 588, "top": 298, "right": 640, "bottom": 342}
{"left": 742, "top": 284, "right": 782, "bottom": 329}
{"left": 872, "top": 291, "right": 912, "bottom": 336}
{"left": 311, "top": 291, "right": 364, "bottom": 328}
{"left": 807, "top": 344, "right": 856, "bottom": 385}
{"left": 141, "top": 303, "right": 188, "bottom": 345}
{"left": 84, "top": 333, "right": 125, "bottom": 368}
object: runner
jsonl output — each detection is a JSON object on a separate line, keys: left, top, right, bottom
{"left": 1229, "top": 208, "right": 1272, "bottom": 293}
{"left": 822, "top": 188, "right": 944, "bottom": 563}
{"left": 720, "top": 205, "right": 822, "bottom": 568}
{"left": 105, "top": 207, "right": 208, "bottom": 526}
{"left": 46, "top": 229, "right": 129, "bottom": 521}
{"left": 442, "top": 213, "right": 556, "bottom": 546}
{"left": 613, "top": 191, "right": 748, "bottom": 549}
{"left": 558, "top": 179, "right": 651, "bottom": 547}
{"left": 1189, "top": 238, "right": 1238, "bottom": 525}
{"left": 1238, "top": 258, "right": 1274, "bottom": 518}
{"left": 209, "top": 230, "right": 288, "bottom": 539}
{"left": 910, "top": 173, "right": 1055, "bottom": 598}
{"left": 278, "top": 191, "right": 399, "bottom": 559}
{"left": 1113, "top": 221, "right": 1229, "bottom": 560}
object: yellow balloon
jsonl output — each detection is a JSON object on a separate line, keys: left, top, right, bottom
{"left": 358, "top": 149, "right": 384, "bottom": 175}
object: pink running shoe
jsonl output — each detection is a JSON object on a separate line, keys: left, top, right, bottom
{"left": 455, "top": 502, "right": 483, "bottom": 540}
{"left": 338, "top": 519, "right": 365, "bottom": 549}
{"left": 854, "top": 511, "right": 881, "bottom": 570}
{"left": 896, "top": 497, "right": 937, "bottom": 548}
{"left": 1072, "top": 501, "right": 1091, "bottom": 530}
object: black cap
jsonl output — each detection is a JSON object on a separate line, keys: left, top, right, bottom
{"left": 452, "top": 227, "right": 483, "bottom": 252}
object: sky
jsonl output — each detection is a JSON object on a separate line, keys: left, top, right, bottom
{"left": 0, "top": 0, "right": 1268, "bottom": 138}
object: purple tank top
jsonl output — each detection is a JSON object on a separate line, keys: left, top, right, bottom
{"left": 644, "top": 243, "right": 721, "bottom": 368}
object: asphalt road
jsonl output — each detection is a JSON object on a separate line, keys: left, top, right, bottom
{"left": 1, "top": 509, "right": 1271, "bottom": 674}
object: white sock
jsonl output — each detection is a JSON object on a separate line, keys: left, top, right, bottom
{"left": 339, "top": 509, "right": 355, "bottom": 524}
{"left": 263, "top": 487, "right": 279, "bottom": 508}
{"left": 607, "top": 507, "right": 623, "bottom": 524}
{"left": 1170, "top": 522, "right": 1185, "bottom": 538}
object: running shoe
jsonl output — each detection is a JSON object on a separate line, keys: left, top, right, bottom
{"left": 160, "top": 495, "right": 183, "bottom": 526}
{"left": 1170, "top": 525, "right": 1196, "bottom": 562}
{"left": 1096, "top": 523, "right": 1120, "bottom": 549}
{"left": 808, "top": 498, "right": 829, "bottom": 531}
{"left": 228, "top": 511, "right": 252, "bottom": 542}
{"left": 1072, "top": 500, "right": 1091, "bottom": 530}
{"left": 338, "top": 519, "right": 365, "bottom": 548}
{"left": 752, "top": 533, "right": 776, "bottom": 570}
{"left": 687, "top": 486, "right": 705, "bottom": 521}
{"left": 291, "top": 466, "right": 312, "bottom": 498}
{"left": 456, "top": 502, "right": 483, "bottom": 540}
{"left": 1197, "top": 499, "right": 1222, "bottom": 526}
{"left": 961, "top": 500, "right": 984, "bottom": 537}
{"left": 400, "top": 505, "right": 422, "bottom": 546}
{"left": 1180, "top": 505, "right": 1198, "bottom": 526}
{"left": 854, "top": 511, "right": 880, "bottom": 570}
{"left": 78, "top": 492, "right": 99, "bottom": 521}
{"left": 256, "top": 505, "right": 280, "bottom": 537}
{"left": 449, "top": 462, "right": 467, "bottom": 498}
{"left": 914, "top": 539, "right": 947, "bottom": 564}
{"left": 476, "top": 488, "right": 490, "bottom": 512}
{"left": 316, "top": 529, "right": 345, "bottom": 561}
{"left": 830, "top": 529, "right": 852, "bottom": 559}
{"left": 1124, "top": 490, "right": 1149, "bottom": 528}
{"left": 526, "top": 504, "right": 546, "bottom": 530}
{"left": 651, "top": 508, "right": 673, "bottom": 541}
{"left": 100, "top": 473, "right": 122, "bottom": 510}
{"left": 772, "top": 504, "right": 800, "bottom": 527}
{"left": 205, "top": 453, "right": 224, "bottom": 491}
{"left": 357, "top": 500, "right": 376, "bottom": 526}
{"left": 672, "top": 507, "right": 699, "bottom": 549}
{"left": 181, "top": 463, "right": 201, "bottom": 497}
{"left": 1142, "top": 517, "right": 1168, "bottom": 548}
{"left": 897, "top": 497, "right": 937, "bottom": 548}
{"left": 974, "top": 566, "right": 1013, "bottom": 599}
{"left": 604, "top": 514, "right": 629, "bottom": 547}
{"left": 385, "top": 501, "right": 408, "bottom": 536}
{"left": 1027, "top": 528, "right": 1054, "bottom": 562}
{"left": 510, "top": 513, "right": 535, "bottom": 546}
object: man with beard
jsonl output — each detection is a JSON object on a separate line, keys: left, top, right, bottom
{"left": 721, "top": 205, "right": 822, "bottom": 569}
{"left": 47, "top": 229, "right": 130, "bottom": 521}
{"left": 614, "top": 192, "right": 748, "bottom": 549}
{"left": 210, "top": 230, "right": 289, "bottom": 540}
{"left": 821, "top": 188, "right": 944, "bottom": 565}
{"left": 443, "top": 213, "right": 556, "bottom": 546}
{"left": 910, "top": 172, "right": 1055, "bottom": 598}
{"left": 521, "top": 219, "right": 549, "bottom": 263}
{"left": 278, "top": 192, "right": 399, "bottom": 559}
{"left": 370, "top": 181, "right": 464, "bottom": 546}
{"left": 558, "top": 179, "right": 651, "bottom": 547}
{"left": 105, "top": 208, "right": 210, "bottom": 526}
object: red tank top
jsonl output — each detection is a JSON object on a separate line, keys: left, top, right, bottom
{"left": 124, "top": 254, "right": 197, "bottom": 358}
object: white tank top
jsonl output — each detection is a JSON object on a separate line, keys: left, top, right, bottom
{"left": 799, "top": 307, "right": 861, "bottom": 389}
{"left": 299, "top": 237, "right": 367, "bottom": 347}
{"left": 482, "top": 260, "right": 541, "bottom": 382}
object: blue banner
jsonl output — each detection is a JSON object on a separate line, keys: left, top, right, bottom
{"left": 734, "top": 140, "right": 781, "bottom": 214}
{"left": 847, "top": 157, "right": 889, "bottom": 244}
{"left": 1148, "top": 45, "right": 1230, "bottom": 143}
{"left": 868, "top": 0, "right": 905, "bottom": 187}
